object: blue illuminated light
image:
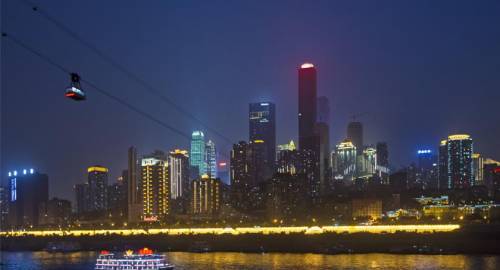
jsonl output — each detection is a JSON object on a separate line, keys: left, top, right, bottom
{"left": 260, "top": 103, "right": 269, "bottom": 106}
{"left": 417, "top": 150, "right": 432, "bottom": 154}
{"left": 30, "top": 168, "right": 34, "bottom": 174}
{"left": 8, "top": 172, "right": 12, "bottom": 177}
{"left": 13, "top": 170, "right": 17, "bottom": 176}
{"left": 10, "top": 178, "right": 17, "bottom": 202}
{"left": 23, "top": 169, "right": 27, "bottom": 175}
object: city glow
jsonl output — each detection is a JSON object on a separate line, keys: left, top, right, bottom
{"left": 0, "top": 224, "right": 460, "bottom": 237}
{"left": 300, "top": 63, "right": 314, "bottom": 69}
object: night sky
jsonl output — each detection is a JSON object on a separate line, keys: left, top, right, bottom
{"left": 2, "top": 0, "right": 500, "bottom": 200}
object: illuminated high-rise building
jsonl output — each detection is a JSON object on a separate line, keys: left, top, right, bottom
{"left": 361, "top": 147, "right": 377, "bottom": 176}
{"left": 230, "top": 140, "right": 270, "bottom": 210}
{"left": 439, "top": 134, "right": 474, "bottom": 189}
{"left": 416, "top": 149, "right": 438, "bottom": 190}
{"left": 376, "top": 142, "right": 389, "bottom": 184}
{"left": 169, "top": 149, "right": 190, "bottom": 199}
{"left": 38, "top": 198, "right": 72, "bottom": 226}
{"left": 127, "top": 146, "right": 141, "bottom": 222}
{"left": 249, "top": 102, "right": 276, "bottom": 170}
{"left": 191, "top": 174, "right": 221, "bottom": 216}
{"left": 205, "top": 140, "right": 217, "bottom": 178}
{"left": 141, "top": 157, "right": 169, "bottom": 221}
{"left": 230, "top": 141, "right": 251, "bottom": 203}
{"left": 87, "top": 166, "right": 109, "bottom": 212}
{"left": 7, "top": 169, "right": 48, "bottom": 228}
{"left": 108, "top": 174, "right": 127, "bottom": 213}
{"left": 347, "top": 122, "right": 363, "bottom": 155}
{"left": 230, "top": 140, "right": 269, "bottom": 188}
{"left": 0, "top": 186, "right": 9, "bottom": 228}
{"left": 74, "top": 183, "right": 89, "bottom": 214}
{"left": 190, "top": 131, "right": 206, "bottom": 176}
{"left": 276, "top": 140, "right": 299, "bottom": 175}
{"left": 298, "top": 63, "right": 320, "bottom": 198}
{"left": 472, "top": 153, "right": 484, "bottom": 186}
{"left": 438, "top": 139, "right": 448, "bottom": 191}
{"left": 334, "top": 140, "right": 357, "bottom": 180}
{"left": 417, "top": 149, "right": 435, "bottom": 171}
{"left": 298, "top": 63, "right": 318, "bottom": 152}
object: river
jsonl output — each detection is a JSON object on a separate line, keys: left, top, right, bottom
{"left": 1, "top": 252, "right": 500, "bottom": 269}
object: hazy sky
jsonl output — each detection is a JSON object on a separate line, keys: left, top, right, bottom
{"left": 2, "top": 0, "right": 500, "bottom": 200}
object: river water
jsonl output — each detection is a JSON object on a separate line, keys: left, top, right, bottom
{"left": 1, "top": 251, "right": 500, "bottom": 269}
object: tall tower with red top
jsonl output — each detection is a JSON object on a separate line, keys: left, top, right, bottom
{"left": 298, "top": 63, "right": 317, "bottom": 151}
{"left": 298, "top": 63, "right": 321, "bottom": 199}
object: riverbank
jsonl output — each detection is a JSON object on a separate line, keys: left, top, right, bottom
{"left": 2, "top": 224, "right": 500, "bottom": 254}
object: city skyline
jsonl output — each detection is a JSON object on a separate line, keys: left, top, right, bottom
{"left": 2, "top": 0, "right": 500, "bottom": 201}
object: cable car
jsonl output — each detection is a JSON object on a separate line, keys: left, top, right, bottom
{"left": 65, "top": 73, "right": 86, "bottom": 101}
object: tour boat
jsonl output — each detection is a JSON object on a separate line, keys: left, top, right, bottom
{"left": 95, "top": 248, "right": 174, "bottom": 270}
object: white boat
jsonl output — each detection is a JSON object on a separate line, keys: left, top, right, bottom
{"left": 95, "top": 248, "right": 174, "bottom": 270}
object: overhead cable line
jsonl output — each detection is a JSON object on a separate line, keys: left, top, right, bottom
{"left": 2, "top": 32, "right": 192, "bottom": 142}
{"left": 20, "top": 0, "right": 235, "bottom": 146}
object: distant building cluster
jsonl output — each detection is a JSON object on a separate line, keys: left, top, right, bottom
{"left": 2, "top": 63, "right": 500, "bottom": 230}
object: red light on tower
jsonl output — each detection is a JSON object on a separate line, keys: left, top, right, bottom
{"left": 219, "top": 162, "right": 227, "bottom": 167}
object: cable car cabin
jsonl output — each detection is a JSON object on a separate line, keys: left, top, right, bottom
{"left": 65, "top": 86, "right": 86, "bottom": 100}
{"left": 65, "top": 73, "right": 86, "bottom": 101}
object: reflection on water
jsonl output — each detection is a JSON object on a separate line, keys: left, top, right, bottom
{"left": 1, "top": 251, "right": 500, "bottom": 270}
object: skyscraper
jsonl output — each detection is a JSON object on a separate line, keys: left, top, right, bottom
{"left": 230, "top": 141, "right": 250, "bottom": 189}
{"left": 87, "top": 166, "right": 109, "bottom": 212}
{"left": 315, "top": 122, "right": 330, "bottom": 193}
{"left": 191, "top": 174, "right": 221, "bottom": 216}
{"left": 334, "top": 140, "right": 357, "bottom": 180}
{"left": 230, "top": 140, "right": 270, "bottom": 190}
{"left": 417, "top": 150, "right": 435, "bottom": 171}
{"left": 230, "top": 140, "right": 270, "bottom": 210}
{"left": 190, "top": 131, "right": 206, "bottom": 176}
{"left": 0, "top": 186, "right": 9, "bottom": 228}
{"left": 298, "top": 63, "right": 320, "bottom": 199}
{"left": 276, "top": 140, "right": 299, "bottom": 175}
{"left": 141, "top": 157, "right": 169, "bottom": 221}
{"left": 316, "top": 96, "right": 331, "bottom": 186}
{"left": 298, "top": 63, "right": 318, "bottom": 152}
{"left": 7, "top": 169, "right": 48, "bottom": 228}
{"left": 446, "top": 134, "right": 474, "bottom": 189}
{"left": 127, "top": 146, "right": 140, "bottom": 222}
{"left": 249, "top": 102, "right": 276, "bottom": 170}
{"left": 376, "top": 142, "right": 389, "bottom": 184}
{"left": 417, "top": 149, "right": 438, "bottom": 190}
{"left": 108, "top": 174, "right": 127, "bottom": 213}
{"left": 438, "top": 135, "right": 474, "bottom": 190}
{"left": 205, "top": 140, "right": 217, "bottom": 178}
{"left": 361, "top": 147, "right": 377, "bottom": 176}
{"left": 74, "top": 183, "right": 89, "bottom": 214}
{"left": 169, "top": 149, "right": 190, "bottom": 199}
{"left": 347, "top": 122, "right": 363, "bottom": 155}
{"left": 472, "top": 153, "right": 484, "bottom": 186}
{"left": 438, "top": 139, "right": 448, "bottom": 191}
